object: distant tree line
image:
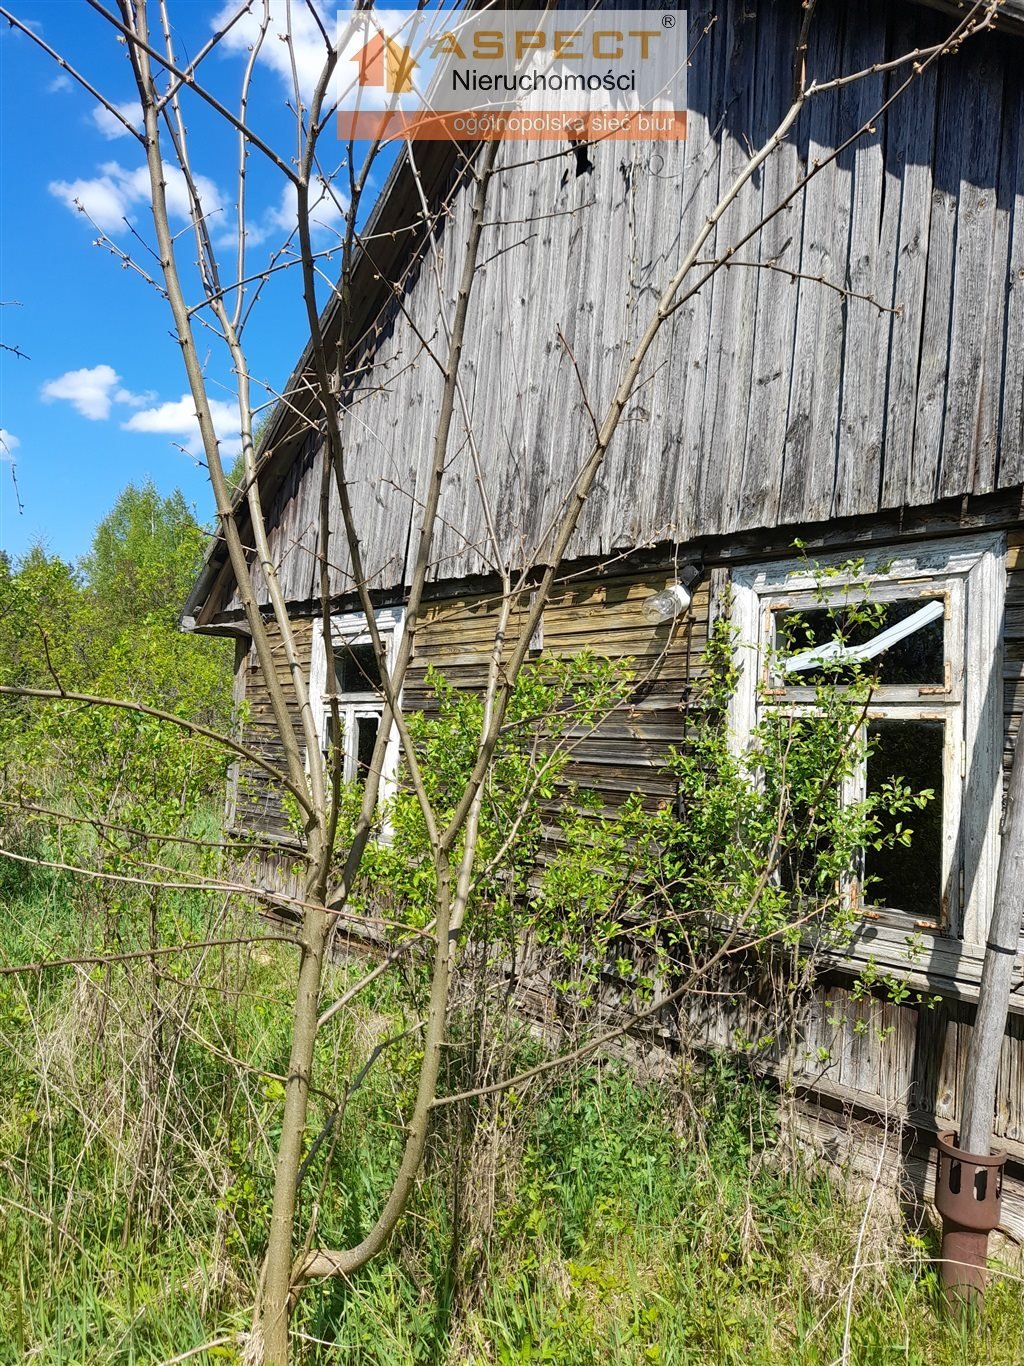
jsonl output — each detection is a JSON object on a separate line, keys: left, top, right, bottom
{"left": 0, "top": 480, "right": 232, "bottom": 730}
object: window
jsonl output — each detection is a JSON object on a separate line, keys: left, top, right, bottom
{"left": 308, "top": 606, "right": 405, "bottom": 793}
{"left": 728, "top": 538, "right": 1004, "bottom": 944}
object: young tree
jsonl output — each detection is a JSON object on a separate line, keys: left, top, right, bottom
{"left": 84, "top": 482, "right": 210, "bottom": 631}
{"left": 0, "top": 2, "right": 1006, "bottom": 1360}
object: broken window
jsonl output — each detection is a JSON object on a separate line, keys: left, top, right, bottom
{"left": 774, "top": 598, "right": 945, "bottom": 686}
{"left": 729, "top": 539, "right": 1004, "bottom": 943}
{"left": 334, "top": 639, "right": 383, "bottom": 695}
{"left": 308, "top": 607, "right": 405, "bottom": 795}
{"left": 862, "top": 719, "right": 944, "bottom": 919}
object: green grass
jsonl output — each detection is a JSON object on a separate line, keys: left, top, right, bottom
{"left": 1, "top": 863, "right": 1022, "bottom": 1365}
{"left": 299, "top": 1059, "right": 1024, "bottom": 1366}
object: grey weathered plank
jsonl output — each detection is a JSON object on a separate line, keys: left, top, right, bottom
{"left": 777, "top": 11, "right": 847, "bottom": 524}
{"left": 938, "top": 39, "right": 1004, "bottom": 501}
{"left": 910, "top": 68, "right": 960, "bottom": 505}
{"left": 976, "top": 70, "right": 1019, "bottom": 492}
{"left": 998, "top": 83, "right": 1024, "bottom": 490}
{"left": 834, "top": 25, "right": 891, "bottom": 520}
{"left": 879, "top": 12, "right": 941, "bottom": 510}
{"left": 738, "top": 0, "right": 805, "bottom": 529}
{"left": 664, "top": 2, "right": 728, "bottom": 543}
{"left": 694, "top": 0, "right": 763, "bottom": 534}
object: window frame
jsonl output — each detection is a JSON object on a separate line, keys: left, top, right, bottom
{"left": 727, "top": 536, "right": 1004, "bottom": 946}
{"left": 307, "top": 605, "right": 405, "bottom": 796}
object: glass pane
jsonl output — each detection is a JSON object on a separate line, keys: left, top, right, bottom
{"left": 322, "top": 710, "right": 340, "bottom": 761}
{"left": 864, "top": 720, "right": 944, "bottom": 919}
{"left": 353, "top": 715, "right": 380, "bottom": 785}
{"left": 335, "top": 640, "right": 382, "bottom": 694}
{"left": 774, "top": 599, "right": 944, "bottom": 685}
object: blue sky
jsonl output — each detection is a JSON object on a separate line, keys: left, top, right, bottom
{"left": 0, "top": 2, "right": 399, "bottom": 566}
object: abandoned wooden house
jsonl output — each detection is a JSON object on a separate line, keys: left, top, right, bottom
{"left": 184, "top": 0, "right": 1024, "bottom": 1236}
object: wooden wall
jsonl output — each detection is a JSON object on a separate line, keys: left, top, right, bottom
{"left": 404, "top": 571, "right": 710, "bottom": 812}
{"left": 234, "top": 503, "right": 1024, "bottom": 959}
{"left": 199, "top": 0, "right": 1024, "bottom": 1239}
{"left": 1007, "top": 528, "right": 1024, "bottom": 783}
{"left": 232, "top": 617, "right": 314, "bottom": 842}
{"left": 682, "top": 967, "right": 1024, "bottom": 1238}
{"left": 394, "top": 542, "right": 1024, "bottom": 1237}
{"left": 231, "top": 506, "right": 1024, "bottom": 1231}
{"left": 214, "top": 0, "right": 1024, "bottom": 619}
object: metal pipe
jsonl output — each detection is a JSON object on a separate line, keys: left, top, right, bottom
{"left": 933, "top": 1131, "right": 1007, "bottom": 1306}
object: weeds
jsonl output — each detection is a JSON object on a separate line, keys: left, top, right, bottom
{"left": 2, "top": 866, "right": 1023, "bottom": 1365}
{"left": 1, "top": 649, "right": 1021, "bottom": 1362}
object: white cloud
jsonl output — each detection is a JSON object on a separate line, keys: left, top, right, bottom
{"left": 49, "top": 161, "right": 223, "bottom": 233}
{"left": 1, "top": 16, "right": 43, "bottom": 39}
{"left": 41, "top": 364, "right": 125, "bottom": 420}
{"left": 212, "top": 1, "right": 343, "bottom": 103}
{"left": 48, "top": 175, "right": 131, "bottom": 232}
{"left": 39, "top": 365, "right": 240, "bottom": 456}
{"left": 0, "top": 428, "right": 19, "bottom": 462}
{"left": 210, "top": 4, "right": 423, "bottom": 111}
{"left": 48, "top": 73, "right": 73, "bottom": 94}
{"left": 239, "top": 178, "right": 348, "bottom": 248}
{"left": 155, "top": 164, "right": 224, "bottom": 224}
{"left": 91, "top": 100, "right": 143, "bottom": 140}
{"left": 122, "top": 395, "right": 241, "bottom": 457}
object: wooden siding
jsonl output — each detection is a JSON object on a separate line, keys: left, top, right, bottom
{"left": 233, "top": 510, "right": 1024, "bottom": 1231}
{"left": 404, "top": 573, "right": 709, "bottom": 811}
{"left": 682, "top": 969, "right": 1024, "bottom": 1238}
{"left": 211, "top": 0, "right": 1024, "bottom": 1237}
{"left": 209, "top": 0, "right": 1024, "bottom": 620}
{"left": 236, "top": 504, "right": 1024, "bottom": 950}
{"left": 232, "top": 616, "right": 315, "bottom": 841}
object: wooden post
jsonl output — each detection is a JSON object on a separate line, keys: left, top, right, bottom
{"left": 938, "top": 722, "right": 1024, "bottom": 1302}
{"left": 959, "top": 730, "right": 1024, "bottom": 1156}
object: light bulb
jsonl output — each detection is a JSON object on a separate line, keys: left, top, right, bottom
{"left": 641, "top": 583, "right": 692, "bottom": 624}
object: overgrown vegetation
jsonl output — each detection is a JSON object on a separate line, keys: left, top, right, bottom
{"left": 1, "top": 482, "right": 230, "bottom": 713}
{"left": 3, "top": 871, "right": 1022, "bottom": 1364}
{"left": 2, "top": 491, "right": 1021, "bottom": 1360}
{"left": 348, "top": 596, "right": 937, "bottom": 1025}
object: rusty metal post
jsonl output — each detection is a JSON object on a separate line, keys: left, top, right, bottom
{"left": 933, "top": 1131, "right": 1007, "bottom": 1305}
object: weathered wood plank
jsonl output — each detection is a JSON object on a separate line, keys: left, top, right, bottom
{"left": 778, "top": 11, "right": 847, "bottom": 524}
{"left": 879, "top": 11, "right": 941, "bottom": 510}
{"left": 695, "top": 0, "right": 763, "bottom": 534}
{"left": 834, "top": 25, "right": 891, "bottom": 519}
{"left": 998, "top": 82, "right": 1024, "bottom": 490}
{"left": 741, "top": 0, "right": 806, "bottom": 528}
{"left": 212, "top": 1, "right": 1024, "bottom": 622}
{"left": 787, "top": 1102, "right": 1024, "bottom": 1242}
{"left": 664, "top": 0, "right": 727, "bottom": 542}
{"left": 938, "top": 38, "right": 1004, "bottom": 500}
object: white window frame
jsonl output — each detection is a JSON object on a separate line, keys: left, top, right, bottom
{"left": 308, "top": 606, "right": 405, "bottom": 797}
{"left": 728, "top": 536, "right": 1004, "bottom": 945}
